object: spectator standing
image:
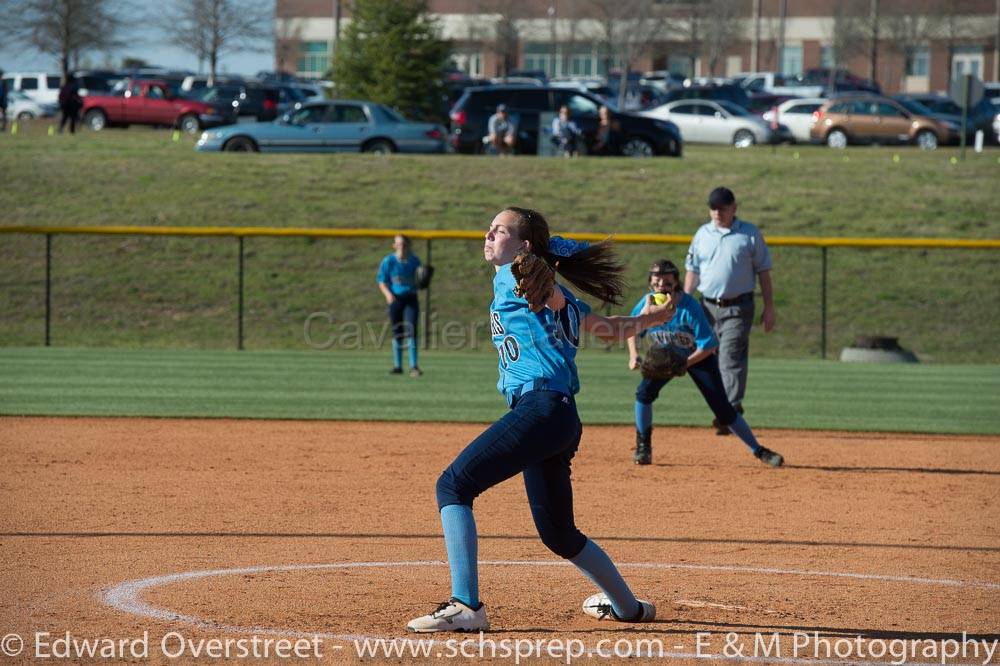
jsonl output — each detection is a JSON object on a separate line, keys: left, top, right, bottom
{"left": 58, "top": 74, "right": 83, "bottom": 134}
{"left": 0, "top": 69, "right": 7, "bottom": 132}
{"left": 684, "top": 187, "right": 775, "bottom": 434}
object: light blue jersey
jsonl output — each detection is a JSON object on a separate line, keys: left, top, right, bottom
{"left": 490, "top": 263, "right": 592, "bottom": 398}
{"left": 630, "top": 291, "right": 717, "bottom": 353}
{"left": 377, "top": 253, "right": 422, "bottom": 296}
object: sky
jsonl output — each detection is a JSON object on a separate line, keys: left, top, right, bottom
{"left": 0, "top": 25, "right": 275, "bottom": 77}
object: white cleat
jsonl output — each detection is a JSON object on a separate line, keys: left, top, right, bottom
{"left": 582, "top": 592, "right": 656, "bottom": 622}
{"left": 407, "top": 599, "right": 489, "bottom": 633}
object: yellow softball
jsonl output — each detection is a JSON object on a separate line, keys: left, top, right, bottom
{"left": 653, "top": 293, "right": 670, "bottom": 306}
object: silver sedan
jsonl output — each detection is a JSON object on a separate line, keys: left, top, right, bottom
{"left": 643, "top": 99, "right": 774, "bottom": 147}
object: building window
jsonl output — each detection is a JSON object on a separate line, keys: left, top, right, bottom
{"left": 668, "top": 55, "right": 693, "bottom": 77}
{"left": 905, "top": 47, "right": 929, "bottom": 76}
{"left": 298, "top": 41, "right": 330, "bottom": 76}
{"left": 820, "top": 46, "right": 834, "bottom": 69}
{"left": 951, "top": 46, "right": 983, "bottom": 79}
{"left": 451, "top": 51, "right": 483, "bottom": 77}
{"left": 780, "top": 46, "right": 803, "bottom": 76}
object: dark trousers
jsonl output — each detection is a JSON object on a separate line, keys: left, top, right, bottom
{"left": 388, "top": 292, "right": 419, "bottom": 341}
{"left": 436, "top": 390, "right": 588, "bottom": 559}
{"left": 59, "top": 107, "right": 79, "bottom": 134}
{"left": 635, "top": 352, "right": 737, "bottom": 428}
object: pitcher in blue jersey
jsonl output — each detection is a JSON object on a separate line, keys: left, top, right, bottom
{"left": 377, "top": 234, "right": 423, "bottom": 376}
{"left": 407, "top": 208, "right": 676, "bottom": 633}
{"left": 627, "top": 259, "right": 784, "bottom": 467}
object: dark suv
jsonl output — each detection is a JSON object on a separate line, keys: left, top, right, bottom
{"left": 184, "top": 83, "right": 280, "bottom": 122}
{"left": 660, "top": 84, "right": 752, "bottom": 110}
{"left": 449, "top": 85, "right": 682, "bottom": 157}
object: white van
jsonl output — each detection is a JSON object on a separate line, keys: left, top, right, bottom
{"left": 2, "top": 72, "right": 63, "bottom": 105}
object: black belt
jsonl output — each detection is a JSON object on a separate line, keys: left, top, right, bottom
{"left": 703, "top": 292, "right": 753, "bottom": 307}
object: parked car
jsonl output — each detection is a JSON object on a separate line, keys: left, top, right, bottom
{"left": 82, "top": 79, "right": 234, "bottom": 133}
{"left": 2, "top": 72, "right": 62, "bottom": 105}
{"left": 809, "top": 95, "right": 952, "bottom": 149}
{"left": 183, "top": 82, "right": 280, "bottom": 122}
{"left": 195, "top": 100, "right": 448, "bottom": 153}
{"left": 894, "top": 94, "right": 996, "bottom": 144}
{"left": 659, "top": 84, "right": 752, "bottom": 111}
{"left": 449, "top": 85, "right": 682, "bottom": 157}
{"left": 644, "top": 99, "right": 774, "bottom": 147}
{"left": 4, "top": 90, "right": 58, "bottom": 120}
{"left": 73, "top": 70, "right": 125, "bottom": 96}
{"left": 747, "top": 92, "right": 800, "bottom": 116}
{"left": 762, "top": 98, "right": 826, "bottom": 143}
{"left": 793, "top": 68, "right": 882, "bottom": 96}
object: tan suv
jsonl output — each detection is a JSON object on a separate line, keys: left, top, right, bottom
{"left": 810, "top": 96, "right": 953, "bottom": 149}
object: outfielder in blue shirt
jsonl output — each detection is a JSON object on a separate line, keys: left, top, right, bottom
{"left": 627, "top": 259, "right": 784, "bottom": 467}
{"left": 377, "top": 234, "right": 422, "bottom": 376}
{"left": 407, "top": 207, "right": 674, "bottom": 634}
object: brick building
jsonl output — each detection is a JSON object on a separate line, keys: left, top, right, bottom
{"left": 275, "top": 0, "right": 999, "bottom": 95}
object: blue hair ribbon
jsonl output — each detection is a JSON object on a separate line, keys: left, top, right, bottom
{"left": 548, "top": 235, "right": 590, "bottom": 257}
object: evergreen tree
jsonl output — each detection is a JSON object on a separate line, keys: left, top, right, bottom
{"left": 331, "top": 0, "right": 450, "bottom": 122}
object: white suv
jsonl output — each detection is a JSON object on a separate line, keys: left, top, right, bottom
{"left": 2, "top": 72, "right": 62, "bottom": 105}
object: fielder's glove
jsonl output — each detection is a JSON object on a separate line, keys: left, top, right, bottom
{"left": 640, "top": 344, "right": 689, "bottom": 381}
{"left": 511, "top": 251, "right": 556, "bottom": 312}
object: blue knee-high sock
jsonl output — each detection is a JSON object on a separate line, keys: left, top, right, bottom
{"left": 392, "top": 339, "right": 403, "bottom": 369}
{"left": 570, "top": 539, "right": 640, "bottom": 620}
{"left": 441, "top": 504, "right": 479, "bottom": 608}
{"left": 635, "top": 401, "right": 652, "bottom": 436}
{"left": 728, "top": 414, "right": 761, "bottom": 454}
{"left": 408, "top": 338, "right": 418, "bottom": 369}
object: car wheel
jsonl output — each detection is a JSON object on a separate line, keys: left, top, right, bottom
{"left": 621, "top": 137, "right": 654, "bottom": 157}
{"left": 363, "top": 139, "right": 395, "bottom": 154}
{"left": 179, "top": 114, "right": 201, "bottom": 134}
{"left": 915, "top": 129, "right": 938, "bottom": 150}
{"left": 84, "top": 109, "right": 107, "bottom": 131}
{"left": 826, "top": 129, "right": 848, "bottom": 149}
{"left": 17, "top": 111, "right": 35, "bottom": 120}
{"left": 733, "top": 129, "right": 756, "bottom": 148}
{"left": 223, "top": 136, "right": 258, "bottom": 152}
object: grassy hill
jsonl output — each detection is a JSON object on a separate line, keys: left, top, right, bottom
{"left": 1, "top": 125, "right": 998, "bottom": 361}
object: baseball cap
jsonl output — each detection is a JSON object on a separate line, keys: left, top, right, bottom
{"left": 496, "top": 103, "right": 507, "bottom": 112}
{"left": 707, "top": 186, "right": 736, "bottom": 209}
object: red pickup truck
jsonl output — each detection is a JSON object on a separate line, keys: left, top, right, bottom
{"left": 81, "top": 79, "right": 234, "bottom": 133}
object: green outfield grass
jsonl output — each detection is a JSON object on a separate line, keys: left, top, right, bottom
{"left": 1, "top": 125, "right": 999, "bottom": 361}
{"left": 1, "top": 347, "right": 997, "bottom": 435}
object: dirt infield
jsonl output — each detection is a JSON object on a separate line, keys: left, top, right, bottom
{"left": 2, "top": 417, "right": 998, "bottom": 664}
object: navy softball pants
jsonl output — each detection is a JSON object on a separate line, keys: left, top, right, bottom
{"left": 388, "top": 292, "right": 419, "bottom": 341}
{"left": 436, "top": 390, "right": 587, "bottom": 560}
{"left": 635, "top": 352, "right": 738, "bottom": 426}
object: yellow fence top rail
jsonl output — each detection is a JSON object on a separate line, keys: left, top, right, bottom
{"left": 2, "top": 225, "right": 998, "bottom": 250}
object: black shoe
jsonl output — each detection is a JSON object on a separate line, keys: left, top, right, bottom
{"left": 389, "top": 367, "right": 403, "bottom": 375}
{"left": 754, "top": 446, "right": 784, "bottom": 467}
{"left": 712, "top": 418, "right": 730, "bottom": 436}
{"left": 634, "top": 429, "right": 652, "bottom": 465}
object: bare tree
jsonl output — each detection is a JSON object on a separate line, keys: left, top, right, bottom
{"left": 583, "top": 0, "right": 672, "bottom": 105}
{"left": 476, "top": 0, "right": 531, "bottom": 78}
{"left": 274, "top": 17, "right": 303, "bottom": 76}
{"left": 4, "top": 0, "right": 125, "bottom": 77}
{"left": 924, "top": 0, "right": 978, "bottom": 86}
{"left": 160, "top": 0, "right": 271, "bottom": 84}
{"left": 696, "top": 0, "right": 743, "bottom": 76}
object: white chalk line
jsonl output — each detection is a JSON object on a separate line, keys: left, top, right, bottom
{"left": 99, "top": 560, "right": 998, "bottom": 664}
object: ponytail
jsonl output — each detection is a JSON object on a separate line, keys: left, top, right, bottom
{"left": 502, "top": 206, "right": 626, "bottom": 305}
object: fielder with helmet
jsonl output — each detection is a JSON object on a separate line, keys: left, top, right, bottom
{"left": 628, "top": 259, "right": 784, "bottom": 468}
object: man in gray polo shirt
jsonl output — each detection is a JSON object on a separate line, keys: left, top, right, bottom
{"left": 684, "top": 187, "right": 775, "bottom": 434}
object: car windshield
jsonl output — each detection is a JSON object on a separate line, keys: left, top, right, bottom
{"left": 186, "top": 86, "right": 241, "bottom": 102}
{"left": 896, "top": 98, "right": 935, "bottom": 116}
{"left": 717, "top": 100, "right": 750, "bottom": 116}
